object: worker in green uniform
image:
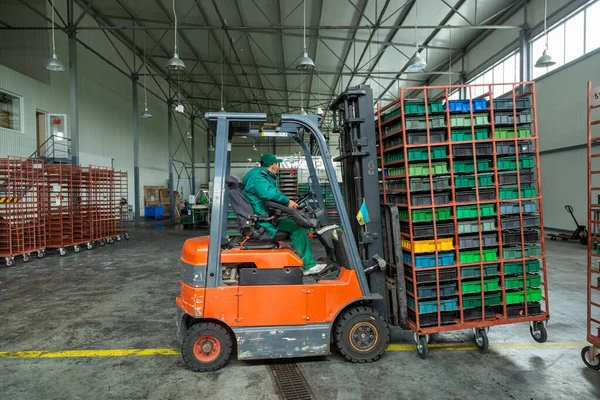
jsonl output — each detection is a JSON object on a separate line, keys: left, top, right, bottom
{"left": 242, "top": 153, "right": 327, "bottom": 276}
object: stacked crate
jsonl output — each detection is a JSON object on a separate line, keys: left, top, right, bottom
{"left": 377, "top": 82, "right": 548, "bottom": 354}
{"left": 278, "top": 168, "right": 299, "bottom": 201}
{"left": 298, "top": 182, "right": 342, "bottom": 225}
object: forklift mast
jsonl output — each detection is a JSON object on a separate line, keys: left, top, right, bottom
{"left": 330, "top": 85, "right": 387, "bottom": 317}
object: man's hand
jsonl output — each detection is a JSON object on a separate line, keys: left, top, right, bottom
{"left": 288, "top": 200, "right": 299, "bottom": 209}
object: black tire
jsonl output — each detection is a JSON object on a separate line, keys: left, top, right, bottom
{"left": 99, "top": 240, "right": 105, "bottom": 247}
{"left": 474, "top": 328, "right": 489, "bottom": 351}
{"left": 530, "top": 322, "right": 547, "bottom": 343}
{"left": 581, "top": 346, "right": 600, "bottom": 370}
{"left": 73, "top": 245, "right": 81, "bottom": 253}
{"left": 334, "top": 306, "right": 390, "bottom": 363}
{"left": 580, "top": 235, "right": 588, "bottom": 245}
{"left": 22, "top": 254, "right": 31, "bottom": 263}
{"left": 182, "top": 322, "right": 233, "bottom": 372}
{"left": 416, "top": 336, "right": 428, "bottom": 359}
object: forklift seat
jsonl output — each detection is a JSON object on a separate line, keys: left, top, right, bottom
{"left": 226, "top": 176, "right": 290, "bottom": 249}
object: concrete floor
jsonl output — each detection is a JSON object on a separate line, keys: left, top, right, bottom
{"left": 1, "top": 224, "right": 599, "bottom": 399}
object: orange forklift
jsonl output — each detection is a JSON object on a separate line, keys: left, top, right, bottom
{"left": 176, "top": 87, "right": 406, "bottom": 371}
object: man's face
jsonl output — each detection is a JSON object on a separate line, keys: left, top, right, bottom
{"left": 271, "top": 163, "right": 280, "bottom": 174}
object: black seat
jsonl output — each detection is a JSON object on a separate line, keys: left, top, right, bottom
{"left": 226, "top": 176, "right": 289, "bottom": 249}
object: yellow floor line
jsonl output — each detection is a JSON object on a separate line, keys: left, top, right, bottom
{"left": 0, "top": 342, "right": 587, "bottom": 359}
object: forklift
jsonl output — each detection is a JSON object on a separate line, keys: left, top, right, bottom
{"left": 175, "top": 86, "right": 407, "bottom": 372}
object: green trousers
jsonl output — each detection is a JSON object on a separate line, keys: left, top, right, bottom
{"left": 276, "top": 218, "right": 317, "bottom": 270}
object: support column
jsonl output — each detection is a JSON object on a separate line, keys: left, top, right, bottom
{"left": 206, "top": 132, "right": 211, "bottom": 184}
{"left": 168, "top": 102, "right": 174, "bottom": 219}
{"left": 132, "top": 74, "right": 140, "bottom": 225}
{"left": 520, "top": 0, "right": 531, "bottom": 83}
{"left": 191, "top": 116, "right": 196, "bottom": 195}
{"left": 68, "top": 9, "right": 79, "bottom": 166}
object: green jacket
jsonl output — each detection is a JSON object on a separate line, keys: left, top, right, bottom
{"left": 242, "top": 167, "right": 290, "bottom": 238}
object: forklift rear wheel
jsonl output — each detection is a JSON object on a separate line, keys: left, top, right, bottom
{"left": 530, "top": 322, "right": 547, "bottom": 343}
{"left": 474, "top": 328, "right": 489, "bottom": 351}
{"left": 581, "top": 346, "right": 600, "bottom": 370}
{"left": 182, "top": 322, "right": 233, "bottom": 372}
{"left": 334, "top": 306, "right": 389, "bottom": 363}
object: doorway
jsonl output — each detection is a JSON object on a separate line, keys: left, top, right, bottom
{"left": 36, "top": 111, "right": 46, "bottom": 157}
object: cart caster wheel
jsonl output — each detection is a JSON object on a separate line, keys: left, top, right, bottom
{"left": 108, "top": 238, "right": 115, "bottom": 244}
{"left": 86, "top": 242, "right": 93, "bottom": 250}
{"left": 73, "top": 245, "right": 81, "bottom": 253}
{"left": 474, "top": 328, "right": 489, "bottom": 351}
{"left": 124, "top": 233, "right": 130, "bottom": 240}
{"left": 59, "top": 248, "right": 66, "bottom": 256}
{"left": 116, "top": 235, "right": 122, "bottom": 242}
{"left": 414, "top": 334, "right": 429, "bottom": 359}
{"left": 581, "top": 346, "right": 600, "bottom": 370}
{"left": 334, "top": 306, "right": 390, "bottom": 363}
{"left": 5, "top": 257, "right": 15, "bottom": 267}
{"left": 22, "top": 253, "right": 31, "bottom": 263}
{"left": 99, "top": 240, "right": 106, "bottom": 247}
{"left": 182, "top": 322, "right": 233, "bottom": 372}
{"left": 530, "top": 322, "right": 547, "bottom": 343}
{"left": 37, "top": 250, "right": 45, "bottom": 258}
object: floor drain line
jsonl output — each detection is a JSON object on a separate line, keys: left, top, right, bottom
{"left": 269, "top": 363, "right": 315, "bottom": 400}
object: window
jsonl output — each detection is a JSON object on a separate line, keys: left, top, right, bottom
{"left": 0, "top": 89, "right": 22, "bottom": 132}
{"left": 468, "top": 52, "right": 520, "bottom": 98}
{"left": 533, "top": 0, "right": 600, "bottom": 79}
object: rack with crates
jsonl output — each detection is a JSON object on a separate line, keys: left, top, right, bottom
{"left": 377, "top": 82, "right": 549, "bottom": 359}
{"left": 278, "top": 168, "right": 298, "bottom": 201}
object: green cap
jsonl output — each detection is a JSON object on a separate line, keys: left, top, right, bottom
{"left": 260, "top": 153, "right": 283, "bottom": 167}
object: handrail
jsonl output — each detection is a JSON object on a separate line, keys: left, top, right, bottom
{"left": 29, "top": 135, "right": 72, "bottom": 161}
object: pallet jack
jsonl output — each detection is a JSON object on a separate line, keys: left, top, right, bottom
{"left": 176, "top": 86, "right": 407, "bottom": 371}
{"left": 548, "top": 205, "right": 588, "bottom": 245}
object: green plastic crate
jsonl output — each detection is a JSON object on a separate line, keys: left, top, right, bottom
{"left": 463, "top": 292, "right": 502, "bottom": 309}
{"left": 505, "top": 287, "right": 543, "bottom": 304}
{"left": 400, "top": 207, "right": 453, "bottom": 222}
{"left": 407, "top": 146, "right": 448, "bottom": 161}
{"left": 504, "top": 274, "right": 542, "bottom": 289}
{"left": 408, "top": 162, "right": 448, "bottom": 176}
{"left": 461, "top": 264, "right": 499, "bottom": 278}
{"left": 494, "top": 128, "right": 515, "bottom": 139}
{"left": 497, "top": 156, "right": 536, "bottom": 171}
{"left": 502, "top": 245, "right": 541, "bottom": 260}
{"left": 518, "top": 127, "right": 532, "bottom": 137}
{"left": 462, "top": 278, "right": 500, "bottom": 294}
{"left": 521, "top": 185, "right": 537, "bottom": 198}
{"left": 435, "top": 207, "right": 452, "bottom": 221}
{"left": 499, "top": 186, "right": 519, "bottom": 200}
{"left": 453, "top": 159, "right": 491, "bottom": 174}
{"left": 404, "top": 102, "right": 426, "bottom": 115}
{"left": 519, "top": 156, "right": 535, "bottom": 169}
{"left": 429, "top": 101, "right": 444, "bottom": 113}
{"left": 504, "top": 260, "right": 541, "bottom": 275}
{"left": 459, "top": 248, "right": 498, "bottom": 264}
{"left": 456, "top": 204, "right": 495, "bottom": 219}
{"left": 451, "top": 128, "right": 490, "bottom": 141}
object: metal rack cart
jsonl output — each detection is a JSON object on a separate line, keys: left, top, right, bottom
{"left": 114, "top": 170, "right": 129, "bottom": 241}
{"left": 583, "top": 81, "right": 600, "bottom": 370}
{"left": 0, "top": 157, "right": 47, "bottom": 266}
{"left": 377, "top": 82, "right": 549, "bottom": 357}
{"left": 89, "top": 166, "right": 116, "bottom": 245}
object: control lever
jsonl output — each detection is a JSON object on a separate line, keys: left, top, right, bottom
{"left": 363, "top": 254, "right": 387, "bottom": 275}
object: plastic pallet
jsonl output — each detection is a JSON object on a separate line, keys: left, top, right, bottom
{"left": 406, "top": 131, "right": 447, "bottom": 144}
{"left": 459, "top": 248, "right": 499, "bottom": 264}
{"left": 458, "top": 219, "right": 496, "bottom": 234}
{"left": 452, "top": 143, "right": 493, "bottom": 157}
{"left": 501, "top": 214, "right": 541, "bottom": 230}
{"left": 502, "top": 229, "right": 540, "bottom": 245}
{"left": 505, "top": 287, "right": 543, "bottom": 305}
{"left": 401, "top": 221, "right": 456, "bottom": 239}
{"left": 451, "top": 128, "right": 490, "bottom": 141}
{"left": 496, "top": 171, "right": 535, "bottom": 186}
{"left": 402, "top": 237, "right": 454, "bottom": 253}
{"left": 496, "top": 141, "right": 535, "bottom": 155}
{"left": 503, "top": 259, "right": 541, "bottom": 275}
{"left": 461, "top": 264, "right": 499, "bottom": 279}
{"left": 402, "top": 251, "right": 456, "bottom": 268}
{"left": 404, "top": 266, "right": 457, "bottom": 284}
{"left": 462, "top": 278, "right": 500, "bottom": 294}
{"left": 408, "top": 309, "right": 457, "bottom": 326}
{"left": 506, "top": 302, "right": 542, "bottom": 318}
{"left": 500, "top": 201, "right": 538, "bottom": 215}
{"left": 458, "top": 233, "right": 498, "bottom": 249}
{"left": 455, "top": 188, "right": 496, "bottom": 203}
{"left": 504, "top": 274, "right": 542, "bottom": 289}
{"left": 456, "top": 204, "right": 496, "bottom": 219}
{"left": 463, "top": 292, "right": 502, "bottom": 309}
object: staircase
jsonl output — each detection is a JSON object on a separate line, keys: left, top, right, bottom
{"left": 30, "top": 135, "right": 72, "bottom": 164}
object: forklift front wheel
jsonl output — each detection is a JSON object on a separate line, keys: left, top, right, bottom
{"left": 334, "top": 306, "right": 390, "bottom": 363}
{"left": 182, "top": 322, "right": 233, "bottom": 372}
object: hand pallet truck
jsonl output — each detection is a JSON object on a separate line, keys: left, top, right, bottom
{"left": 548, "top": 205, "right": 588, "bottom": 245}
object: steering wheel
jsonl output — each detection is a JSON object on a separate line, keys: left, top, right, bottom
{"left": 265, "top": 200, "right": 319, "bottom": 229}
{"left": 296, "top": 192, "right": 313, "bottom": 209}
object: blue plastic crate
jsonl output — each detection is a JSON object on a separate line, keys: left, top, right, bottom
{"left": 447, "top": 99, "right": 488, "bottom": 113}
{"left": 403, "top": 252, "right": 455, "bottom": 268}
{"left": 472, "top": 99, "right": 488, "bottom": 111}
{"left": 408, "top": 296, "right": 459, "bottom": 314}
{"left": 145, "top": 206, "right": 164, "bottom": 219}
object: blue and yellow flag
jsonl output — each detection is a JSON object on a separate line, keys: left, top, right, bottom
{"left": 356, "top": 200, "right": 370, "bottom": 226}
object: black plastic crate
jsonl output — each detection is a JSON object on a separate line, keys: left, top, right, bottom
{"left": 398, "top": 192, "right": 451, "bottom": 206}
{"left": 433, "top": 176, "right": 451, "bottom": 190}
{"left": 464, "top": 306, "right": 498, "bottom": 320}
{"left": 496, "top": 140, "right": 535, "bottom": 155}
{"left": 501, "top": 214, "right": 541, "bottom": 230}
{"left": 494, "top": 110, "right": 533, "bottom": 125}
{"left": 402, "top": 221, "right": 455, "bottom": 238}
{"left": 452, "top": 143, "right": 493, "bottom": 157}
{"left": 405, "top": 266, "right": 457, "bottom": 284}
{"left": 455, "top": 188, "right": 496, "bottom": 203}
{"left": 406, "top": 131, "right": 447, "bottom": 145}
{"left": 408, "top": 309, "right": 457, "bottom": 327}
{"left": 492, "top": 98, "right": 532, "bottom": 110}
{"left": 506, "top": 302, "right": 542, "bottom": 318}
{"left": 502, "top": 229, "right": 540, "bottom": 245}
{"left": 496, "top": 171, "right": 535, "bottom": 186}
{"left": 458, "top": 233, "right": 498, "bottom": 249}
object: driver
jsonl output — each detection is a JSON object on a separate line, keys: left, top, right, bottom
{"left": 242, "top": 153, "right": 328, "bottom": 276}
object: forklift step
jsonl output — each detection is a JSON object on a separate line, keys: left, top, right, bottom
{"left": 239, "top": 267, "right": 303, "bottom": 286}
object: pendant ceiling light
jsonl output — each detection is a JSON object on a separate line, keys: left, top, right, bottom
{"left": 208, "top": 136, "right": 215, "bottom": 151}
{"left": 44, "top": 0, "right": 65, "bottom": 72}
{"left": 299, "top": 107, "right": 308, "bottom": 115}
{"left": 296, "top": 0, "right": 315, "bottom": 70}
{"left": 535, "top": 0, "right": 556, "bottom": 68}
{"left": 166, "top": 0, "right": 186, "bottom": 71}
{"left": 141, "top": 35, "right": 153, "bottom": 118}
{"left": 406, "top": 1, "right": 426, "bottom": 72}
{"left": 252, "top": 139, "right": 258, "bottom": 151}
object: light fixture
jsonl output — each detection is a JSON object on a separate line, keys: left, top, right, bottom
{"left": 296, "top": 0, "right": 315, "bottom": 70}
{"left": 535, "top": 0, "right": 555, "bottom": 68}
{"left": 299, "top": 108, "right": 308, "bottom": 115}
{"left": 141, "top": 35, "right": 152, "bottom": 118}
{"left": 44, "top": 1, "right": 65, "bottom": 72}
{"left": 208, "top": 137, "right": 215, "bottom": 151}
{"left": 186, "top": 131, "right": 192, "bottom": 140}
{"left": 407, "top": 1, "right": 426, "bottom": 72}
{"left": 141, "top": 107, "right": 153, "bottom": 119}
{"left": 166, "top": 0, "right": 186, "bottom": 71}
{"left": 252, "top": 139, "right": 258, "bottom": 151}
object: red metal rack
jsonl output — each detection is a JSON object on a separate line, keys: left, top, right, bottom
{"left": 115, "top": 170, "right": 129, "bottom": 241}
{"left": 377, "top": 82, "right": 549, "bottom": 357}
{"left": 583, "top": 81, "right": 600, "bottom": 370}
{"left": 0, "top": 157, "right": 47, "bottom": 266}
{"left": 89, "top": 166, "right": 116, "bottom": 245}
